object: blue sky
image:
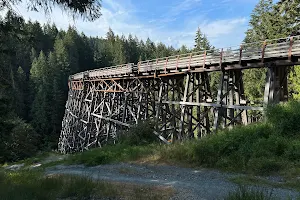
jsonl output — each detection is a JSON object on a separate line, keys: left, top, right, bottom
{"left": 12, "top": 0, "right": 258, "bottom": 48}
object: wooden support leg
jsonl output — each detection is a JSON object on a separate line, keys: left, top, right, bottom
{"left": 179, "top": 74, "right": 190, "bottom": 140}
{"left": 213, "top": 72, "right": 225, "bottom": 132}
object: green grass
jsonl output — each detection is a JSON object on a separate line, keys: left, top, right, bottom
{"left": 225, "top": 186, "right": 274, "bottom": 200}
{"left": 66, "top": 143, "right": 156, "bottom": 166}
{"left": 0, "top": 170, "right": 174, "bottom": 200}
{"left": 230, "top": 175, "right": 300, "bottom": 192}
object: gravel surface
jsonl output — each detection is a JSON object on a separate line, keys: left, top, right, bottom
{"left": 46, "top": 163, "right": 300, "bottom": 200}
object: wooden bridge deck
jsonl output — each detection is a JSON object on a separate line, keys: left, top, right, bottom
{"left": 71, "top": 36, "right": 300, "bottom": 81}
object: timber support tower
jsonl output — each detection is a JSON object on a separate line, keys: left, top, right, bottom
{"left": 58, "top": 36, "right": 300, "bottom": 153}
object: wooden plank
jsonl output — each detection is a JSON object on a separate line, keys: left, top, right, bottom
{"left": 91, "top": 113, "right": 130, "bottom": 127}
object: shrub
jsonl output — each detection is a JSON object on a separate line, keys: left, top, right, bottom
{"left": 119, "top": 120, "right": 158, "bottom": 145}
{"left": 285, "top": 140, "right": 300, "bottom": 161}
{"left": 248, "top": 157, "right": 284, "bottom": 175}
{"left": 67, "top": 144, "right": 155, "bottom": 166}
{"left": 0, "top": 117, "right": 39, "bottom": 163}
{"left": 266, "top": 101, "right": 300, "bottom": 137}
{"left": 225, "top": 185, "right": 273, "bottom": 200}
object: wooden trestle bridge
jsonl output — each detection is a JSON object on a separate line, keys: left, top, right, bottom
{"left": 58, "top": 36, "right": 300, "bottom": 153}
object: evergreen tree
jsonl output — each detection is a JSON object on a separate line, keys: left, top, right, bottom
{"left": 179, "top": 45, "right": 190, "bottom": 54}
{"left": 53, "top": 36, "right": 71, "bottom": 93}
{"left": 243, "top": 0, "right": 275, "bottom": 103}
{"left": 127, "top": 34, "right": 139, "bottom": 63}
{"left": 113, "top": 35, "right": 126, "bottom": 65}
{"left": 4, "top": 0, "right": 102, "bottom": 21}
{"left": 30, "top": 51, "right": 51, "bottom": 145}
{"left": 145, "top": 38, "right": 156, "bottom": 60}
{"left": 244, "top": 0, "right": 284, "bottom": 42}
{"left": 156, "top": 42, "right": 169, "bottom": 58}
{"left": 93, "top": 38, "right": 114, "bottom": 68}
{"left": 62, "top": 27, "right": 80, "bottom": 73}
{"left": 273, "top": 0, "right": 300, "bottom": 36}
{"left": 48, "top": 51, "right": 65, "bottom": 148}
{"left": 194, "top": 27, "right": 211, "bottom": 51}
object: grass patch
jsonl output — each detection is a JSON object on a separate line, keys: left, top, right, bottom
{"left": 225, "top": 185, "right": 273, "bottom": 200}
{"left": 0, "top": 170, "right": 174, "bottom": 200}
{"left": 230, "top": 175, "right": 300, "bottom": 192}
{"left": 66, "top": 143, "right": 156, "bottom": 166}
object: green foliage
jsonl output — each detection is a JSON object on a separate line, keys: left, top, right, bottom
{"left": 266, "top": 101, "right": 300, "bottom": 137}
{"left": 4, "top": 0, "right": 102, "bottom": 21}
{"left": 244, "top": 68, "right": 266, "bottom": 103}
{"left": 225, "top": 186, "right": 273, "bottom": 200}
{"left": 243, "top": 0, "right": 300, "bottom": 103}
{"left": 119, "top": 120, "right": 158, "bottom": 146}
{"left": 194, "top": 27, "right": 211, "bottom": 51}
{"left": 158, "top": 101, "right": 300, "bottom": 175}
{"left": 67, "top": 144, "right": 155, "bottom": 166}
{"left": 0, "top": 118, "right": 39, "bottom": 163}
{"left": 289, "top": 66, "right": 300, "bottom": 100}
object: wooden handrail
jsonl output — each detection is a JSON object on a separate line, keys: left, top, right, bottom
{"left": 70, "top": 35, "right": 300, "bottom": 80}
{"left": 288, "top": 36, "right": 294, "bottom": 61}
{"left": 203, "top": 50, "right": 206, "bottom": 68}
{"left": 239, "top": 45, "right": 243, "bottom": 65}
{"left": 261, "top": 40, "right": 267, "bottom": 63}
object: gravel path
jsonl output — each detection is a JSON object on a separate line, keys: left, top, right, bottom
{"left": 46, "top": 163, "right": 299, "bottom": 200}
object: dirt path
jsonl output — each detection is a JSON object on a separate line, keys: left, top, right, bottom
{"left": 46, "top": 163, "right": 299, "bottom": 200}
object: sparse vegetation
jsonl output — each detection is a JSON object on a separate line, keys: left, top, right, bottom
{"left": 225, "top": 186, "right": 273, "bottom": 200}
{"left": 230, "top": 176, "right": 300, "bottom": 192}
{"left": 0, "top": 170, "right": 174, "bottom": 200}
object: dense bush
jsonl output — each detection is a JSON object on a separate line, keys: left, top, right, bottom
{"left": 119, "top": 120, "right": 158, "bottom": 146}
{"left": 266, "top": 101, "right": 300, "bottom": 137}
{"left": 0, "top": 118, "right": 39, "bottom": 163}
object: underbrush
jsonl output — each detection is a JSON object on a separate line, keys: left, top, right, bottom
{"left": 67, "top": 143, "right": 156, "bottom": 166}
{"left": 67, "top": 101, "right": 300, "bottom": 177}
{"left": 0, "top": 170, "right": 173, "bottom": 200}
{"left": 67, "top": 120, "right": 158, "bottom": 166}
{"left": 158, "top": 101, "right": 300, "bottom": 175}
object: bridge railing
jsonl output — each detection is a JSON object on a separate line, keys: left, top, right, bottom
{"left": 71, "top": 35, "right": 300, "bottom": 80}
{"left": 71, "top": 63, "right": 134, "bottom": 80}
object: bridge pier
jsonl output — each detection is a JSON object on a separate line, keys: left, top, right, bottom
{"left": 213, "top": 69, "right": 248, "bottom": 131}
{"left": 264, "top": 65, "right": 289, "bottom": 105}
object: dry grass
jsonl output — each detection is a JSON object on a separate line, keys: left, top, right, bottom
{"left": 0, "top": 170, "right": 174, "bottom": 200}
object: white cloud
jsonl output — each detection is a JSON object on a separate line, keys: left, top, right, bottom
{"left": 2, "top": 0, "right": 249, "bottom": 49}
{"left": 166, "top": 0, "right": 202, "bottom": 17}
